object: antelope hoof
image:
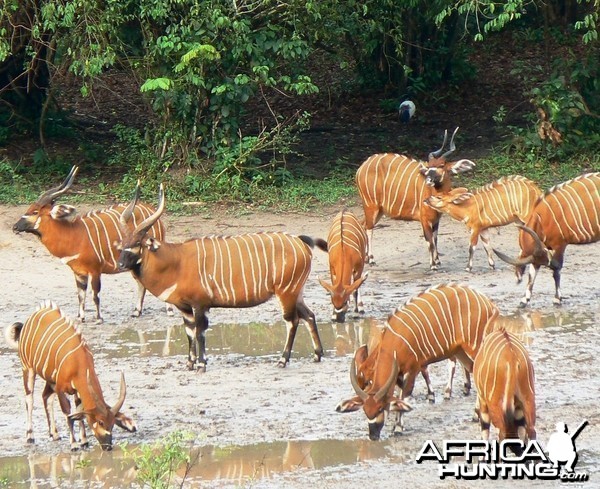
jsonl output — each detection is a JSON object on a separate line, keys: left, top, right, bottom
{"left": 427, "top": 393, "right": 435, "bottom": 403}
{"left": 166, "top": 307, "right": 175, "bottom": 316}
{"left": 80, "top": 441, "right": 90, "bottom": 449}
{"left": 313, "top": 353, "right": 322, "bottom": 363}
{"left": 49, "top": 433, "right": 60, "bottom": 441}
{"left": 186, "top": 360, "right": 196, "bottom": 371}
{"left": 443, "top": 390, "right": 452, "bottom": 401}
{"left": 368, "top": 257, "right": 376, "bottom": 266}
{"left": 430, "top": 264, "right": 440, "bottom": 271}
{"left": 518, "top": 299, "right": 529, "bottom": 309}
{"left": 197, "top": 363, "right": 207, "bottom": 373}
{"left": 131, "top": 309, "right": 141, "bottom": 318}
{"left": 463, "top": 384, "right": 471, "bottom": 396}
{"left": 26, "top": 437, "right": 35, "bottom": 444}
{"left": 465, "top": 266, "right": 472, "bottom": 272}
{"left": 553, "top": 298, "right": 563, "bottom": 306}
{"left": 94, "top": 318, "right": 104, "bottom": 325}
{"left": 277, "top": 360, "right": 288, "bottom": 368}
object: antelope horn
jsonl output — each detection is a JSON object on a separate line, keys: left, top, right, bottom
{"left": 134, "top": 183, "right": 165, "bottom": 236}
{"left": 350, "top": 357, "right": 368, "bottom": 401}
{"left": 516, "top": 224, "right": 546, "bottom": 257}
{"left": 120, "top": 180, "right": 141, "bottom": 227}
{"left": 110, "top": 372, "right": 127, "bottom": 416}
{"left": 38, "top": 166, "right": 79, "bottom": 205}
{"left": 374, "top": 353, "right": 399, "bottom": 403}
{"left": 441, "top": 126, "right": 460, "bottom": 160}
{"left": 87, "top": 369, "right": 108, "bottom": 415}
{"left": 429, "top": 129, "right": 448, "bottom": 159}
{"left": 492, "top": 248, "right": 534, "bottom": 267}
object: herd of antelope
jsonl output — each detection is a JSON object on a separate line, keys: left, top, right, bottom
{"left": 4, "top": 128, "right": 599, "bottom": 455}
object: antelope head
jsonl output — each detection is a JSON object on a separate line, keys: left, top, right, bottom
{"left": 68, "top": 371, "right": 127, "bottom": 451}
{"left": 493, "top": 224, "right": 551, "bottom": 280}
{"left": 319, "top": 273, "right": 368, "bottom": 323}
{"left": 13, "top": 166, "right": 79, "bottom": 236}
{"left": 117, "top": 183, "right": 165, "bottom": 271}
{"left": 348, "top": 353, "right": 408, "bottom": 440}
{"left": 420, "top": 128, "right": 475, "bottom": 189}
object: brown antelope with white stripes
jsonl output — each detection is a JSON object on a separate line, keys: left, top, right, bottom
{"left": 117, "top": 183, "right": 327, "bottom": 371}
{"left": 348, "top": 322, "right": 470, "bottom": 405}
{"left": 425, "top": 176, "right": 542, "bottom": 271}
{"left": 473, "top": 329, "right": 536, "bottom": 450}
{"left": 336, "top": 283, "right": 499, "bottom": 440}
{"left": 494, "top": 172, "right": 600, "bottom": 307}
{"left": 355, "top": 128, "right": 475, "bottom": 269}
{"left": 318, "top": 210, "right": 368, "bottom": 322}
{"left": 4, "top": 301, "right": 135, "bottom": 451}
{"left": 12, "top": 166, "right": 167, "bottom": 322}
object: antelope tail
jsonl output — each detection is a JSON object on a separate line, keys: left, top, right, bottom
{"left": 4, "top": 322, "right": 23, "bottom": 349}
{"left": 299, "top": 235, "right": 328, "bottom": 252}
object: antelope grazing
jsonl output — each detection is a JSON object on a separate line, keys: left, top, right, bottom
{"left": 12, "top": 166, "right": 167, "bottom": 322}
{"left": 318, "top": 210, "right": 368, "bottom": 322}
{"left": 4, "top": 301, "right": 135, "bottom": 451}
{"left": 473, "top": 329, "right": 536, "bottom": 451}
{"left": 117, "top": 184, "right": 327, "bottom": 371}
{"left": 426, "top": 176, "right": 542, "bottom": 271}
{"left": 349, "top": 319, "right": 470, "bottom": 404}
{"left": 494, "top": 172, "right": 600, "bottom": 306}
{"left": 336, "top": 283, "right": 499, "bottom": 440}
{"left": 355, "top": 128, "right": 475, "bottom": 269}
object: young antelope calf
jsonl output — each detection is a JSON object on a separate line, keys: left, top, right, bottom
{"left": 473, "top": 329, "right": 536, "bottom": 452}
{"left": 5, "top": 302, "right": 135, "bottom": 450}
{"left": 319, "top": 210, "right": 368, "bottom": 322}
{"left": 426, "top": 176, "right": 541, "bottom": 271}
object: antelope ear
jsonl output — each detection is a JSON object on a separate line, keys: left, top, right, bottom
{"left": 345, "top": 273, "right": 368, "bottom": 295}
{"left": 389, "top": 397, "right": 413, "bottom": 413}
{"left": 449, "top": 159, "right": 476, "bottom": 174}
{"left": 335, "top": 396, "right": 364, "bottom": 413}
{"left": 50, "top": 204, "right": 77, "bottom": 221}
{"left": 68, "top": 411, "right": 88, "bottom": 421}
{"left": 115, "top": 412, "right": 137, "bottom": 433}
{"left": 452, "top": 192, "right": 474, "bottom": 205}
{"left": 144, "top": 237, "right": 161, "bottom": 251}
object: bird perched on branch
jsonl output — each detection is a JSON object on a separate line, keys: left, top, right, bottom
{"left": 399, "top": 100, "right": 416, "bottom": 123}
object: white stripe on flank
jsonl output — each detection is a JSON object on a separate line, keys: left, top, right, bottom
{"left": 60, "top": 254, "right": 81, "bottom": 264}
{"left": 158, "top": 283, "right": 178, "bottom": 302}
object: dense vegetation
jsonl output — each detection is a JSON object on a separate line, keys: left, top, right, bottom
{"left": 1, "top": 0, "right": 599, "bottom": 209}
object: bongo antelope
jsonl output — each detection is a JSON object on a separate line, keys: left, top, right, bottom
{"left": 5, "top": 302, "right": 135, "bottom": 450}
{"left": 356, "top": 128, "right": 475, "bottom": 269}
{"left": 117, "top": 184, "right": 326, "bottom": 371}
{"left": 12, "top": 166, "right": 167, "bottom": 322}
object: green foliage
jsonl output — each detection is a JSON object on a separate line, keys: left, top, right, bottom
{"left": 123, "top": 431, "right": 195, "bottom": 489}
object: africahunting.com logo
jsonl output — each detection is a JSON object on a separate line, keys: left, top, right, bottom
{"left": 415, "top": 420, "right": 589, "bottom": 482}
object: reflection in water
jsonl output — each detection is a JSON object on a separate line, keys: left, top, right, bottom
{"left": 0, "top": 447, "right": 137, "bottom": 488}
{"left": 113, "top": 311, "right": 587, "bottom": 361}
{"left": 0, "top": 439, "right": 398, "bottom": 488}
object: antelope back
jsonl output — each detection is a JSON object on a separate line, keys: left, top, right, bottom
{"left": 17, "top": 302, "right": 89, "bottom": 383}
{"left": 191, "top": 232, "right": 313, "bottom": 306}
{"left": 386, "top": 283, "right": 499, "bottom": 363}
{"left": 473, "top": 329, "right": 536, "bottom": 438}
{"left": 81, "top": 203, "right": 165, "bottom": 272}
{"left": 527, "top": 172, "right": 600, "bottom": 245}
{"left": 432, "top": 176, "right": 542, "bottom": 226}
{"left": 327, "top": 210, "right": 367, "bottom": 276}
{"left": 355, "top": 154, "right": 428, "bottom": 219}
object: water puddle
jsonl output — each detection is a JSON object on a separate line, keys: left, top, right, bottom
{"left": 0, "top": 438, "right": 403, "bottom": 488}
{"left": 104, "top": 310, "right": 596, "bottom": 360}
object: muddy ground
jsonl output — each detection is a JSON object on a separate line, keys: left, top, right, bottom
{"left": 0, "top": 202, "right": 598, "bottom": 488}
